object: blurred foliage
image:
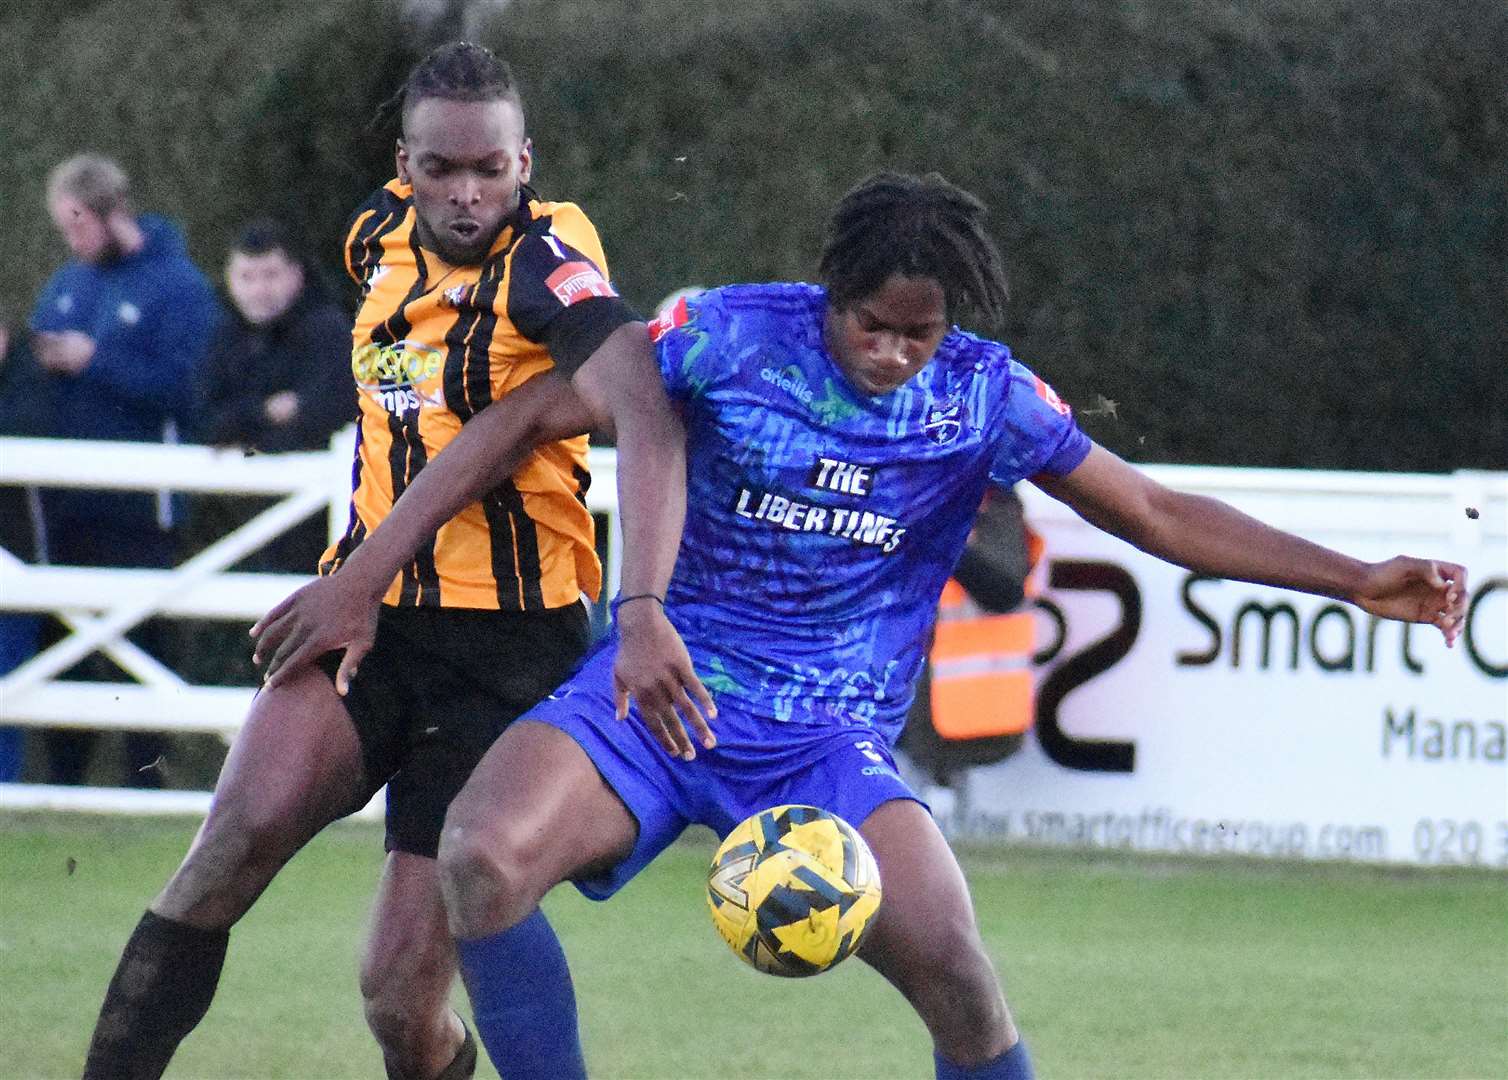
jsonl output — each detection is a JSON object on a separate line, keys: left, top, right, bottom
{"left": 2, "top": 0, "right": 1503, "bottom": 469}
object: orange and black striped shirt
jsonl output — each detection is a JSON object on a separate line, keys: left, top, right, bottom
{"left": 320, "top": 179, "right": 631, "bottom": 611}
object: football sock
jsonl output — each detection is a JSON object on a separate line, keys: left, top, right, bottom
{"left": 456, "top": 908, "right": 586, "bottom": 1080}
{"left": 935, "top": 1039, "right": 1034, "bottom": 1080}
{"left": 82, "top": 910, "right": 229, "bottom": 1080}
{"left": 381, "top": 1016, "right": 477, "bottom": 1080}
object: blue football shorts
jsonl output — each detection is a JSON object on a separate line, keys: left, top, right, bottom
{"left": 523, "top": 640, "right": 924, "bottom": 900}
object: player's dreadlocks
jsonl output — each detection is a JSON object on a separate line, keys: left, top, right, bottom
{"left": 819, "top": 172, "right": 1010, "bottom": 329}
{"left": 370, "top": 41, "right": 522, "bottom": 136}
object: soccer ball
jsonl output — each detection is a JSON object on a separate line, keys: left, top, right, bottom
{"left": 706, "top": 804, "right": 882, "bottom": 977}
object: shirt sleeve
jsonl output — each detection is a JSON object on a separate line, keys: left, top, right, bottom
{"left": 505, "top": 212, "right": 635, "bottom": 376}
{"left": 29, "top": 268, "right": 88, "bottom": 333}
{"left": 987, "top": 362, "right": 1092, "bottom": 486}
{"left": 649, "top": 290, "right": 724, "bottom": 403}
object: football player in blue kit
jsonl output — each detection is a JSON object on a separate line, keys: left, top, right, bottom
{"left": 253, "top": 172, "right": 1468, "bottom": 1080}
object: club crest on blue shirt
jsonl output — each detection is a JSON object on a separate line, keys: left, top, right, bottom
{"left": 923, "top": 396, "right": 965, "bottom": 445}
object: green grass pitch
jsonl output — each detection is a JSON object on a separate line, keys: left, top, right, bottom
{"left": 1, "top": 813, "right": 1503, "bottom": 1079}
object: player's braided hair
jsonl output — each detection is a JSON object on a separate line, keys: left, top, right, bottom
{"left": 819, "top": 172, "right": 1009, "bottom": 328}
{"left": 370, "top": 41, "right": 522, "bottom": 136}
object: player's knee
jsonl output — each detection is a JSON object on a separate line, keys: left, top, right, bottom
{"left": 359, "top": 918, "right": 456, "bottom": 1064}
{"left": 437, "top": 816, "right": 536, "bottom": 935}
{"left": 361, "top": 974, "right": 409, "bottom": 1046}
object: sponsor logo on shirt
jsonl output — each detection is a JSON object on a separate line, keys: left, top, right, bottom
{"left": 546, "top": 261, "right": 617, "bottom": 306}
{"left": 351, "top": 340, "right": 444, "bottom": 387}
{"left": 732, "top": 484, "right": 906, "bottom": 553}
{"left": 351, "top": 339, "right": 446, "bottom": 416}
{"left": 760, "top": 365, "right": 861, "bottom": 423}
{"left": 761, "top": 364, "right": 814, "bottom": 406}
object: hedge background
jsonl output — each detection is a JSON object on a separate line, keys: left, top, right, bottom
{"left": 2, "top": 0, "right": 1504, "bottom": 470}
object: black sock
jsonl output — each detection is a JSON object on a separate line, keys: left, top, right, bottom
{"left": 383, "top": 1017, "right": 478, "bottom": 1080}
{"left": 83, "top": 910, "right": 230, "bottom": 1080}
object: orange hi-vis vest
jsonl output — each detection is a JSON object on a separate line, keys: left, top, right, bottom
{"left": 928, "top": 530, "right": 1044, "bottom": 740}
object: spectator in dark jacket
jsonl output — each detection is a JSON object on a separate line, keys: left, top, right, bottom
{"left": 188, "top": 220, "right": 355, "bottom": 585}
{"left": 30, "top": 153, "right": 219, "bottom": 787}
{"left": 195, "top": 219, "right": 355, "bottom": 454}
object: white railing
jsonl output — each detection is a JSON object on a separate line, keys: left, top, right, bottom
{"left": 0, "top": 432, "right": 622, "bottom": 814}
{"left": 1, "top": 432, "right": 1500, "bottom": 821}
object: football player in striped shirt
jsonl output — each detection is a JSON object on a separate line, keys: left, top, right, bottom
{"left": 81, "top": 41, "right": 697, "bottom": 1080}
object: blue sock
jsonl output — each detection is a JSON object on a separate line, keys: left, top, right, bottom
{"left": 456, "top": 909, "right": 586, "bottom": 1080}
{"left": 936, "top": 1039, "right": 1034, "bottom": 1080}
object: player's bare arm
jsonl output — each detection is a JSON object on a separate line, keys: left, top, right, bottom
{"left": 572, "top": 323, "right": 718, "bottom": 758}
{"left": 252, "top": 369, "right": 593, "bottom": 687}
{"left": 251, "top": 322, "right": 715, "bottom": 745}
{"left": 1033, "top": 443, "right": 1468, "bottom": 645}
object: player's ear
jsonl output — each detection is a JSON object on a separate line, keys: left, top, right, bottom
{"left": 395, "top": 140, "right": 411, "bottom": 184}
{"left": 518, "top": 138, "right": 533, "bottom": 186}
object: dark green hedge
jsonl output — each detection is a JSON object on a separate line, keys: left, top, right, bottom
{"left": 3, "top": 0, "right": 1503, "bottom": 469}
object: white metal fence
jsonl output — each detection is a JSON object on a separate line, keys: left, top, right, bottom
{"left": 1, "top": 433, "right": 1500, "bottom": 826}
{"left": 0, "top": 432, "right": 621, "bottom": 814}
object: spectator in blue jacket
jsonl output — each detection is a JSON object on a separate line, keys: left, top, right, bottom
{"left": 29, "top": 153, "right": 219, "bottom": 786}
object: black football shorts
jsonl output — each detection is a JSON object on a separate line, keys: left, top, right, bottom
{"left": 319, "top": 602, "right": 591, "bottom": 857}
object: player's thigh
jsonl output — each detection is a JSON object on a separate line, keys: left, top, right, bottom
{"left": 361, "top": 851, "right": 455, "bottom": 1005}
{"left": 155, "top": 667, "right": 371, "bottom": 920}
{"left": 218, "top": 666, "right": 370, "bottom": 823}
{"left": 443, "top": 719, "right": 638, "bottom": 887}
{"left": 855, "top": 798, "right": 988, "bottom": 984}
{"left": 193, "top": 669, "right": 369, "bottom": 861}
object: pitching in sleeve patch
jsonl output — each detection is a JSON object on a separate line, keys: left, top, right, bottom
{"left": 648, "top": 294, "right": 692, "bottom": 342}
{"left": 545, "top": 259, "right": 617, "bottom": 307}
{"left": 509, "top": 229, "right": 621, "bottom": 343}
{"left": 542, "top": 233, "right": 618, "bottom": 310}
{"left": 1033, "top": 374, "right": 1072, "bottom": 417}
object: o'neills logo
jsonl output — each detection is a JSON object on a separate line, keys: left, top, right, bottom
{"left": 546, "top": 261, "right": 617, "bottom": 306}
{"left": 761, "top": 365, "right": 814, "bottom": 405}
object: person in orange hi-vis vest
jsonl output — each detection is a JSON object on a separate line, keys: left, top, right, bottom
{"left": 900, "top": 486, "right": 1043, "bottom": 784}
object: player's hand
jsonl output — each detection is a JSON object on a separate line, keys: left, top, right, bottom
{"left": 613, "top": 600, "right": 717, "bottom": 761}
{"left": 34, "top": 330, "right": 95, "bottom": 375}
{"left": 263, "top": 390, "right": 300, "bottom": 425}
{"left": 1353, "top": 557, "right": 1468, "bottom": 647}
{"left": 250, "top": 576, "right": 380, "bottom": 693}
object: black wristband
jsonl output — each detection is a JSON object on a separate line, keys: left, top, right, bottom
{"left": 611, "top": 593, "right": 665, "bottom": 616}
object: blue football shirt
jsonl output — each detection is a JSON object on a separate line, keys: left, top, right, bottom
{"left": 650, "top": 283, "right": 1090, "bottom": 740}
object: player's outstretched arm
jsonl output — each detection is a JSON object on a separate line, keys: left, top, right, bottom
{"left": 252, "top": 371, "right": 594, "bottom": 689}
{"left": 1032, "top": 444, "right": 1468, "bottom": 645}
{"left": 571, "top": 324, "right": 718, "bottom": 759}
